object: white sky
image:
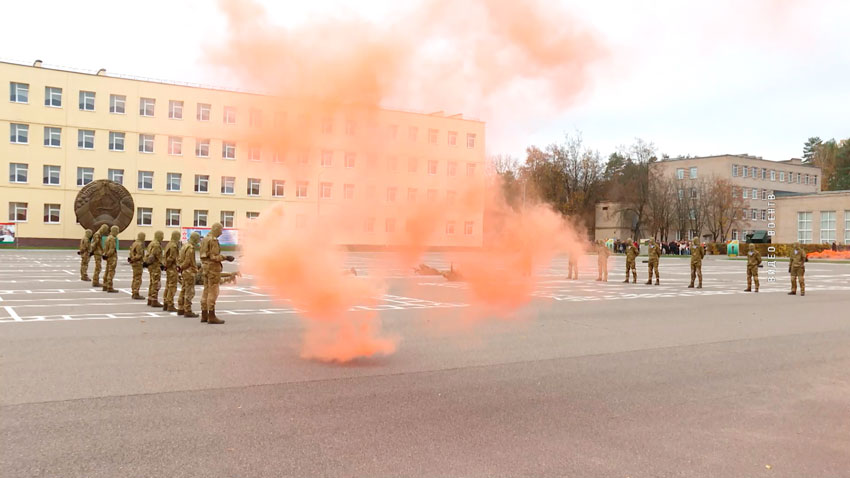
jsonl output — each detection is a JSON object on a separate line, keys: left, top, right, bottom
{"left": 2, "top": 0, "right": 848, "bottom": 162}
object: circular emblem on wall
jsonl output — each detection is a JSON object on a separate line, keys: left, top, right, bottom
{"left": 74, "top": 179, "right": 135, "bottom": 232}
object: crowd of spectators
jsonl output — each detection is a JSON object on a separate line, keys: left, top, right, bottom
{"left": 610, "top": 239, "right": 697, "bottom": 255}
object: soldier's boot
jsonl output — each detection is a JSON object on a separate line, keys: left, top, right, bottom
{"left": 132, "top": 293, "right": 144, "bottom": 300}
{"left": 167, "top": 304, "right": 178, "bottom": 312}
{"left": 107, "top": 288, "right": 118, "bottom": 293}
{"left": 177, "top": 309, "right": 185, "bottom": 316}
{"left": 800, "top": 281, "right": 805, "bottom": 296}
{"left": 92, "top": 281, "right": 101, "bottom": 287}
{"left": 162, "top": 303, "right": 169, "bottom": 311}
{"left": 623, "top": 275, "right": 629, "bottom": 283}
{"left": 787, "top": 291, "right": 796, "bottom": 295}
{"left": 146, "top": 299, "right": 152, "bottom": 306}
{"left": 207, "top": 309, "right": 225, "bottom": 325}
{"left": 150, "top": 300, "right": 163, "bottom": 308}
{"left": 697, "top": 281, "right": 703, "bottom": 289}
{"left": 688, "top": 282, "right": 694, "bottom": 288}
{"left": 81, "top": 276, "right": 90, "bottom": 282}
{"left": 102, "top": 286, "right": 108, "bottom": 291}
{"left": 632, "top": 275, "right": 637, "bottom": 284}
{"left": 655, "top": 279, "right": 660, "bottom": 285}
{"left": 645, "top": 280, "right": 652, "bottom": 285}
{"left": 184, "top": 309, "right": 199, "bottom": 318}
{"left": 201, "top": 310, "right": 208, "bottom": 323}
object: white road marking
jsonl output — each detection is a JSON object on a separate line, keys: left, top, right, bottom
{"left": 4, "top": 306, "right": 22, "bottom": 321}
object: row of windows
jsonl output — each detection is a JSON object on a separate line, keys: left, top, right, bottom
{"left": 797, "top": 211, "right": 849, "bottom": 244}
{"left": 732, "top": 188, "right": 773, "bottom": 200}
{"left": 675, "top": 167, "right": 698, "bottom": 180}
{"left": 6, "top": 201, "right": 477, "bottom": 235}
{"left": 9, "top": 82, "right": 478, "bottom": 147}
{"left": 7, "top": 125, "right": 480, "bottom": 173}
{"left": 731, "top": 164, "right": 817, "bottom": 185}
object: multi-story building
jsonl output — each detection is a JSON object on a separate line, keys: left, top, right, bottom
{"left": 1, "top": 60, "right": 486, "bottom": 247}
{"left": 775, "top": 190, "right": 850, "bottom": 245}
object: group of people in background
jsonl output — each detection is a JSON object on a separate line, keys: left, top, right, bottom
{"left": 77, "top": 223, "right": 236, "bottom": 324}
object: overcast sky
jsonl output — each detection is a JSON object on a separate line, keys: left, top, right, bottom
{"left": 3, "top": 0, "right": 847, "bottom": 162}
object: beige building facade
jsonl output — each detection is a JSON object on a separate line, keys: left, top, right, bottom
{"left": 1, "top": 60, "right": 486, "bottom": 247}
{"left": 774, "top": 190, "right": 850, "bottom": 244}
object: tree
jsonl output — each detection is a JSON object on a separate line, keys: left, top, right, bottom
{"left": 609, "top": 139, "right": 658, "bottom": 240}
{"left": 646, "top": 172, "right": 675, "bottom": 241}
{"left": 704, "top": 178, "right": 745, "bottom": 242}
{"left": 802, "top": 137, "right": 822, "bottom": 163}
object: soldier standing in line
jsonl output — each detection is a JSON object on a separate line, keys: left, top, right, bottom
{"left": 567, "top": 251, "right": 579, "bottom": 280}
{"left": 788, "top": 242, "right": 807, "bottom": 296}
{"left": 744, "top": 243, "right": 762, "bottom": 292}
{"left": 102, "top": 226, "right": 119, "bottom": 293}
{"left": 161, "top": 231, "right": 181, "bottom": 312}
{"left": 596, "top": 241, "right": 610, "bottom": 282}
{"left": 624, "top": 238, "right": 638, "bottom": 283}
{"left": 127, "top": 232, "right": 146, "bottom": 300}
{"left": 90, "top": 224, "right": 108, "bottom": 287}
{"left": 78, "top": 229, "right": 92, "bottom": 281}
{"left": 144, "top": 230, "right": 164, "bottom": 307}
{"left": 199, "top": 232, "right": 212, "bottom": 320}
{"left": 203, "top": 223, "right": 235, "bottom": 324}
{"left": 178, "top": 232, "right": 201, "bottom": 318}
{"left": 646, "top": 238, "right": 661, "bottom": 285}
{"left": 688, "top": 241, "right": 705, "bottom": 288}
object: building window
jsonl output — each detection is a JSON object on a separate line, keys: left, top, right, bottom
{"left": 845, "top": 211, "right": 850, "bottom": 245}
{"left": 752, "top": 188, "right": 758, "bottom": 199}
{"left": 138, "top": 171, "right": 153, "bottom": 190}
{"left": 272, "top": 180, "right": 285, "bottom": 197}
{"left": 168, "top": 100, "right": 183, "bottom": 119}
{"left": 193, "top": 210, "right": 208, "bottom": 227}
{"left": 467, "top": 133, "right": 476, "bottom": 148}
{"left": 109, "top": 132, "right": 125, "bottom": 151}
{"left": 249, "top": 147, "right": 261, "bottom": 162}
{"left": 751, "top": 209, "right": 758, "bottom": 220}
{"left": 197, "top": 103, "right": 211, "bottom": 121}
{"left": 427, "top": 189, "right": 438, "bottom": 202}
{"left": 732, "top": 164, "right": 738, "bottom": 177}
{"left": 742, "top": 166, "right": 748, "bottom": 178}
{"left": 428, "top": 128, "right": 438, "bottom": 144}
{"left": 44, "top": 86, "right": 62, "bottom": 107}
{"left": 779, "top": 171, "right": 785, "bottom": 182}
{"left": 108, "top": 168, "right": 123, "bottom": 184}
{"left": 321, "top": 150, "right": 333, "bottom": 167}
{"left": 9, "top": 163, "right": 28, "bottom": 183}
{"left": 813, "top": 175, "right": 818, "bottom": 186}
{"left": 296, "top": 181, "right": 308, "bottom": 198}
{"left": 166, "top": 209, "right": 181, "bottom": 227}
{"left": 195, "top": 138, "right": 210, "bottom": 157}
{"left": 448, "top": 131, "right": 457, "bottom": 146}
{"left": 690, "top": 188, "right": 697, "bottom": 199}
{"left": 797, "top": 211, "right": 812, "bottom": 244}
{"left": 761, "top": 209, "right": 767, "bottom": 221}
{"left": 194, "top": 174, "right": 209, "bottom": 193}
{"left": 731, "top": 230, "right": 738, "bottom": 240}
{"left": 466, "top": 163, "right": 476, "bottom": 177}
{"left": 386, "top": 187, "right": 397, "bottom": 203}
{"left": 343, "top": 184, "right": 355, "bottom": 200}
{"left": 10, "top": 123, "right": 28, "bottom": 144}
{"left": 762, "top": 189, "right": 767, "bottom": 200}
{"left": 742, "top": 189, "right": 748, "bottom": 199}
{"left": 79, "top": 91, "right": 95, "bottom": 111}
{"left": 9, "top": 202, "right": 28, "bottom": 222}
{"left": 345, "top": 120, "right": 356, "bottom": 135}
{"left": 137, "top": 207, "right": 152, "bottom": 226}
{"left": 689, "top": 167, "right": 697, "bottom": 179}
{"left": 796, "top": 173, "right": 801, "bottom": 183}
{"left": 223, "top": 106, "right": 237, "bottom": 124}
{"left": 388, "top": 124, "right": 398, "bottom": 139}
{"left": 678, "top": 189, "right": 684, "bottom": 199}
{"left": 10, "top": 82, "right": 28, "bottom": 103}
{"left": 445, "top": 221, "right": 456, "bottom": 235}
{"left": 676, "top": 168, "right": 684, "bottom": 180}
{"left": 298, "top": 152, "right": 309, "bottom": 165}
{"left": 447, "top": 190, "right": 457, "bottom": 204}
{"left": 166, "top": 173, "right": 181, "bottom": 192}
{"left": 742, "top": 208, "right": 748, "bottom": 220}
{"left": 221, "top": 176, "right": 235, "bottom": 195}
{"left": 804, "top": 174, "right": 809, "bottom": 185}
{"left": 407, "top": 188, "right": 417, "bottom": 202}
{"left": 247, "top": 178, "right": 261, "bottom": 196}
{"left": 222, "top": 141, "right": 236, "bottom": 160}
{"left": 43, "top": 203, "right": 61, "bottom": 224}
{"left": 447, "top": 162, "right": 457, "bottom": 177}
{"left": 246, "top": 212, "right": 260, "bottom": 220}
{"left": 109, "top": 95, "right": 125, "bottom": 114}
{"left": 77, "top": 167, "right": 94, "bottom": 187}
{"left": 220, "top": 211, "right": 234, "bottom": 228}
{"left": 464, "top": 221, "right": 474, "bottom": 235}
{"left": 427, "top": 160, "right": 438, "bottom": 175}
{"left": 344, "top": 152, "right": 356, "bottom": 168}
{"left": 820, "top": 211, "right": 836, "bottom": 243}
{"left": 751, "top": 167, "right": 757, "bottom": 179}
{"left": 249, "top": 109, "right": 262, "bottom": 127}
{"left": 168, "top": 136, "right": 183, "bottom": 155}
{"left": 320, "top": 182, "right": 332, "bottom": 199}
{"left": 770, "top": 170, "right": 776, "bottom": 181}
{"left": 43, "top": 165, "right": 60, "bottom": 185}
{"left": 408, "top": 126, "right": 418, "bottom": 142}
{"left": 44, "top": 127, "right": 61, "bottom": 147}
{"left": 380, "top": 218, "right": 393, "bottom": 233}
{"left": 139, "top": 97, "right": 155, "bottom": 117}
{"left": 732, "top": 187, "right": 738, "bottom": 198}
{"left": 272, "top": 151, "right": 284, "bottom": 164}
{"left": 136, "top": 134, "right": 154, "bottom": 153}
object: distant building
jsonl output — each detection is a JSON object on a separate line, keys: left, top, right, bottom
{"left": 775, "top": 190, "right": 850, "bottom": 244}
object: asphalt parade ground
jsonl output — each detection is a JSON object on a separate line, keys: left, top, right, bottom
{"left": 1, "top": 250, "right": 849, "bottom": 477}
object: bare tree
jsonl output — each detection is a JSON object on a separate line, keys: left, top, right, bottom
{"left": 646, "top": 172, "right": 676, "bottom": 241}
{"left": 611, "top": 138, "right": 658, "bottom": 240}
{"left": 704, "top": 178, "right": 745, "bottom": 242}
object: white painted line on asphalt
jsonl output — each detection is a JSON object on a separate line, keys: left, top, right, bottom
{"left": 63, "top": 270, "right": 74, "bottom": 275}
{"left": 4, "top": 306, "right": 22, "bottom": 321}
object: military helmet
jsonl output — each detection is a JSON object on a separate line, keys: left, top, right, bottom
{"left": 110, "top": 225, "right": 119, "bottom": 235}
{"left": 137, "top": 232, "right": 146, "bottom": 241}
{"left": 210, "top": 222, "right": 223, "bottom": 238}
{"left": 170, "top": 230, "right": 180, "bottom": 242}
{"left": 189, "top": 231, "right": 201, "bottom": 245}
{"left": 154, "top": 230, "right": 164, "bottom": 241}
{"left": 84, "top": 229, "right": 93, "bottom": 238}
{"left": 748, "top": 243, "right": 755, "bottom": 251}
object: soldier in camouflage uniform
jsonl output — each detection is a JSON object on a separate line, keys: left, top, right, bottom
{"left": 596, "top": 241, "right": 610, "bottom": 282}
{"left": 199, "top": 232, "right": 212, "bottom": 319}
{"left": 646, "top": 238, "right": 661, "bottom": 285}
{"left": 624, "top": 239, "right": 638, "bottom": 283}
{"left": 78, "top": 229, "right": 92, "bottom": 281}
{"left": 688, "top": 242, "right": 705, "bottom": 288}
{"left": 102, "top": 226, "right": 119, "bottom": 293}
{"left": 567, "top": 252, "right": 579, "bottom": 280}
{"left": 144, "top": 231, "right": 164, "bottom": 307}
{"left": 90, "top": 224, "right": 108, "bottom": 287}
{"left": 162, "top": 231, "right": 181, "bottom": 312}
{"left": 202, "top": 223, "right": 235, "bottom": 324}
{"left": 744, "top": 243, "right": 762, "bottom": 292}
{"left": 788, "top": 242, "right": 807, "bottom": 296}
{"left": 178, "top": 232, "right": 201, "bottom": 318}
{"left": 127, "top": 232, "right": 146, "bottom": 299}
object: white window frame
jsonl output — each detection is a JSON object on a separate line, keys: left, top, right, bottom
{"left": 343, "top": 184, "right": 355, "bottom": 200}
{"left": 166, "top": 209, "right": 181, "bottom": 227}
{"left": 77, "top": 130, "right": 95, "bottom": 150}
{"left": 770, "top": 170, "right": 776, "bottom": 181}
{"left": 296, "top": 181, "right": 308, "bottom": 198}
{"left": 467, "top": 163, "right": 476, "bottom": 177}
{"left": 44, "top": 127, "right": 61, "bottom": 147}
{"left": 445, "top": 220, "right": 456, "bottom": 235}
{"left": 407, "top": 188, "right": 417, "bottom": 202}
{"left": 9, "top": 202, "right": 28, "bottom": 222}
{"left": 321, "top": 150, "right": 333, "bottom": 167}
{"left": 249, "top": 109, "right": 262, "bottom": 127}
{"left": 139, "top": 134, "right": 155, "bottom": 153}
{"left": 676, "top": 168, "right": 684, "bottom": 180}
{"left": 10, "top": 123, "right": 28, "bottom": 144}
{"left": 197, "top": 103, "right": 211, "bottom": 121}
{"left": 10, "top": 82, "right": 29, "bottom": 103}
{"left": 223, "top": 106, "right": 237, "bottom": 124}
{"left": 139, "top": 97, "right": 156, "bottom": 117}
{"left": 137, "top": 207, "right": 153, "bottom": 226}
{"left": 221, "top": 176, "right": 235, "bottom": 195}
{"left": 166, "top": 173, "right": 182, "bottom": 192}
{"left": 247, "top": 178, "right": 261, "bottom": 196}
{"left": 732, "top": 164, "right": 738, "bottom": 177}
{"left": 108, "top": 168, "right": 124, "bottom": 184}
{"left": 779, "top": 171, "right": 785, "bottom": 182}
{"left": 742, "top": 166, "right": 748, "bottom": 178}
{"left": 447, "top": 131, "right": 457, "bottom": 146}
{"left": 220, "top": 211, "right": 235, "bottom": 228}
{"left": 195, "top": 138, "right": 210, "bottom": 158}
{"left": 76, "top": 167, "right": 94, "bottom": 187}
{"left": 43, "top": 203, "right": 61, "bottom": 224}
{"left": 427, "top": 160, "right": 438, "bottom": 175}
{"left": 742, "top": 189, "right": 748, "bottom": 199}
{"left": 447, "top": 162, "right": 457, "bottom": 177}
{"left": 428, "top": 128, "right": 438, "bottom": 145}
{"left": 320, "top": 182, "right": 332, "bottom": 199}
{"left": 689, "top": 167, "right": 697, "bottom": 179}
{"left": 249, "top": 147, "right": 261, "bottom": 162}
{"left": 820, "top": 211, "right": 836, "bottom": 243}
{"left": 138, "top": 171, "right": 154, "bottom": 190}
{"left": 79, "top": 91, "right": 95, "bottom": 111}
{"left": 109, "top": 94, "right": 126, "bottom": 114}
{"left": 193, "top": 209, "right": 208, "bottom": 228}
{"left": 408, "top": 126, "right": 418, "bottom": 142}
{"left": 386, "top": 187, "right": 397, "bottom": 203}
{"left": 168, "top": 136, "right": 183, "bottom": 156}
{"left": 272, "top": 180, "right": 285, "bottom": 197}
{"left": 44, "top": 86, "right": 62, "bottom": 107}
{"left": 797, "top": 211, "right": 812, "bottom": 244}
{"left": 246, "top": 212, "right": 260, "bottom": 220}
{"left": 344, "top": 152, "right": 356, "bottom": 168}
{"left": 194, "top": 174, "right": 209, "bottom": 193}
{"left": 9, "top": 163, "right": 28, "bottom": 183}
{"left": 168, "top": 100, "right": 183, "bottom": 120}
{"left": 222, "top": 141, "right": 236, "bottom": 160}
{"left": 752, "top": 188, "right": 758, "bottom": 199}
{"left": 466, "top": 133, "right": 476, "bottom": 148}
{"left": 43, "top": 165, "right": 60, "bottom": 186}
{"left": 464, "top": 221, "right": 474, "bottom": 235}
{"left": 109, "top": 131, "right": 125, "bottom": 151}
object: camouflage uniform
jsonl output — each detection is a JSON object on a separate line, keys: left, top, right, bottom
{"left": 788, "top": 243, "right": 807, "bottom": 296}
{"left": 145, "top": 231, "right": 164, "bottom": 307}
{"left": 128, "top": 232, "right": 146, "bottom": 299}
{"left": 646, "top": 239, "right": 661, "bottom": 285}
{"left": 178, "top": 232, "right": 200, "bottom": 317}
{"left": 162, "top": 231, "right": 181, "bottom": 312}
{"left": 78, "top": 229, "right": 92, "bottom": 281}
{"left": 102, "top": 226, "right": 119, "bottom": 292}
{"left": 567, "top": 253, "right": 579, "bottom": 280}
{"left": 203, "top": 223, "right": 234, "bottom": 325}
{"left": 199, "top": 233, "right": 211, "bottom": 317}
{"left": 596, "top": 242, "right": 610, "bottom": 282}
{"left": 624, "top": 239, "right": 638, "bottom": 283}
{"left": 90, "top": 224, "right": 108, "bottom": 287}
{"left": 689, "top": 243, "right": 705, "bottom": 288}
{"left": 745, "top": 244, "right": 762, "bottom": 292}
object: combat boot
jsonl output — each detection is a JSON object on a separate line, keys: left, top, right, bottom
{"left": 655, "top": 279, "right": 659, "bottom": 286}
{"left": 645, "top": 280, "right": 652, "bottom": 285}
{"left": 697, "top": 282, "right": 702, "bottom": 289}
{"left": 167, "top": 304, "right": 177, "bottom": 312}
{"left": 102, "top": 286, "right": 108, "bottom": 291}
{"left": 146, "top": 299, "right": 152, "bottom": 306}
{"left": 800, "top": 291, "right": 805, "bottom": 296}
{"left": 132, "top": 293, "right": 144, "bottom": 300}
{"left": 201, "top": 310, "right": 208, "bottom": 322}
{"left": 207, "top": 309, "right": 225, "bottom": 325}
{"left": 184, "top": 310, "right": 198, "bottom": 318}
{"left": 92, "top": 282, "right": 101, "bottom": 288}
{"left": 150, "top": 300, "right": 163, "bottom": 308}
{"left": 744, "top": 288, "right": 752, "bottom": 292}
{"left": 107, "top": 288, "right": 118, "bottom": 293}
{"left": 623, "top": 278, "right": 629, "bottom": 283}
{"left": 787, "top": 291, "right": 796, "bottom": 295}
{"left": 81, "top": 276, "right": 90, "bottom": 282}
{"left": 177, "top": 309, "right": 185, "bottom": 316}
{"left": 687, "top": 283, "right": 694, "bottom": 288}
{"left": 162, "top": 303, "right": 169, "bottom": 311}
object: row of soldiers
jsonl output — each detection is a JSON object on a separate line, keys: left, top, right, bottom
{"left": 576, "top": 238, "right": 808, "bottom": 295}
{"left": 77, "top": 223, "right": 236, "bottom": 323}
